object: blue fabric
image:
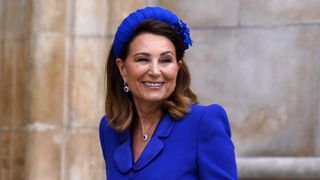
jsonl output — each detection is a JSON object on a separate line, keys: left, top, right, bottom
{"left": 112, "top": 6, "right": 192, "bottom": 58}
{"left": 99, "top": 104, "right": 238, "bottom": 179}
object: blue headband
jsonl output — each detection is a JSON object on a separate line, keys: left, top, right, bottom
{"left": 112, "top": 7, "right": 192, "bottom": 58}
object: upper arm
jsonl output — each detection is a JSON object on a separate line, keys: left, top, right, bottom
{"left": 197, "top": 104, "right": 238, "bottom": 179}
{"left": 99, "top": 116, "right": 108, "bottom": 161}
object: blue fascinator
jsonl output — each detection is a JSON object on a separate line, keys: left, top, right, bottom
{"left": 113, "top": 7, "right": 192, "bottom": 58}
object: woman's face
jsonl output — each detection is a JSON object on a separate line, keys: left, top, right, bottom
{"left": 116, "top": 33, "right": 181, "bottom": 106}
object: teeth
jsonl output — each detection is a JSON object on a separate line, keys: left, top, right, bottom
{"left": 144, "top": 82, "right": 162, "bottom": 87}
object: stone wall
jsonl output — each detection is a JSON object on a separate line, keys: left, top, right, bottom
{"left": 160, "top": 0, "right": 320, "bottom": 157}
{"left": 0, "top": 0, "right": 320, "bottom": 179}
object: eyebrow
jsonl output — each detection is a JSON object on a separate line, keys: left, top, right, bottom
{"left": 133, "top": 52, "right": 150, "bottom": 57}
{"left": 160, "top": 51, "right": 174, "bottom": 56}
{"left": 133, "top": 51, "right": 174, "bottom": 57}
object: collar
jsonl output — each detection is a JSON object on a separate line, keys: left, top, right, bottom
{"left": 113, "top": 112, "right": 175, "bottom": 173}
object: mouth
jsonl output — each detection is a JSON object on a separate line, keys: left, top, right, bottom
{"left": 142, "top": 81, "right": 164, "bottom": 88}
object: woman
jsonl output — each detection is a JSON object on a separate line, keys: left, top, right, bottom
{"left": 99, "top": 7, "right": 237, "bottom": 179}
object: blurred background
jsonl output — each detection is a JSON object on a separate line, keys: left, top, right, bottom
{"left": 0, "top": 0, "right": 320, "bottom": 179}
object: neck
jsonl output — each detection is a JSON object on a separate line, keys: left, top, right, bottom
{"left": 133, "top": 99, "right": 163, "bottom": 134}
{"left": 135, "top": 102, "right": 162, "bottom": 126}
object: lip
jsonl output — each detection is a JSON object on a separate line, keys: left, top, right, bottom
{"left": 142, "top": 81, "right": 164, "bottom": 88}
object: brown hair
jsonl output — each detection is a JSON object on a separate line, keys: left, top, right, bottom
{"left": 105, "top": 20, "right": 197, "bottom": 131}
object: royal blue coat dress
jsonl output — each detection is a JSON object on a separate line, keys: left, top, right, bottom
{"left": 99, "top": 104, "right": 238, "bottom": 179}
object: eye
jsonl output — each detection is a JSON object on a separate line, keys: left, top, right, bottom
{"left": 135, "top": 57, "right": 150, "bottom": 64}
{"left": 159, "top": 58, "right": 172, "bottom": 64}
{"left": 137, "top": 58, "right": 148, "bottom": 62}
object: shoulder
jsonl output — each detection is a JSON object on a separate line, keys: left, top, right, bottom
{"left": 188, "top": 104, "right": 231, "bottom": 137}
{"left": 99, "top": 116, "right": 122, "bottom": 155}
{"left": 99, "top": 116, "right": 119, "bottom": 140}
{"left": 188, "top": 103, "right": 229, "bottom": 121}
{"left": 99, "top": 116, "right": 109, "bottom": 133}
{"left": 99, "top": 116, "right": 107, "bottom": 129}
{"left": 189, "top": 103, "right": 228, "bottom": 117}
{"left": 194, "top": 104, "right": 237, "bottom": 178}
{"left": 99, "top": 116, "right": 109, "bottom": 140}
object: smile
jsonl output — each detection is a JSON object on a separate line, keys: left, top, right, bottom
{"left": 143, "top": 82, "right": 164, "bottom": 87}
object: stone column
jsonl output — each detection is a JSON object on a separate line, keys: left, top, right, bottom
{"left": 65, "top": 0, "right": 108, "bottom": 179}
{"left": 0, "top": 0, "right": 31, "bottom": 180}
{"left": 24, "top": 0, "right": 68, "bottom": 179}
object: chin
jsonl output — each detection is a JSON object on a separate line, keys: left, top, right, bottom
{"left": 143, "top": 95, "right": 168, "bottom": 103}
{"left": 144, "top": 98, "right": 166, "bottom": 103}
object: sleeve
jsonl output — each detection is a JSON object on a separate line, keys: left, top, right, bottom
{"left": 197, "top": 104, "right": 238, "bottom": 179}
{"left": 99, "top": 116, "right": 108, "bottom": 165}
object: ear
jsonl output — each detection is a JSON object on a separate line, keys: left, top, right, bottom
{"left": 116, "top": 58, "right": 127, "bottom": 82}
{"left": 177, "top": 60, "right": 183, "bottom": 69}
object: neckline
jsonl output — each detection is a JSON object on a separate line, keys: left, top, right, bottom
{"left": 131, "top": 113, "right": 165, "bottom": 163}
{"left": 113, "top": 112, "right": 176, "bottom": 173}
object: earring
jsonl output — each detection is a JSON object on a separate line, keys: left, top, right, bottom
{"left": 124, "top": 82, "right": 129, "bottom": 92}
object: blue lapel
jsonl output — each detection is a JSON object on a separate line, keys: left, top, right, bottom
{"left": 113, "top": 128, "right": 132, "bottom": 173}
{"left": 113, "top": 113, "right": 175, "bottom": 173}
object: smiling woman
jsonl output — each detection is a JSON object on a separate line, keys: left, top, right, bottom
{"left": 99, "top": 7, "right": 238, "bottom": 180}
{"left": 106, "top": 19, "right": 196, "bottom": 132}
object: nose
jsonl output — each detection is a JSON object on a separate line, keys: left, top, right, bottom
{"left": 149, "top": 61, "right": 161, "bottom": 76}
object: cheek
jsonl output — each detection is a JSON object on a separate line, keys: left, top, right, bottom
{"left": 125, "top": 66, "right": 141, "bottom": 79}
{"left": 172, "top": 66, "right": 180, "bottom": 79}
{"left": 125, "top": 66, "right": 147, "bottom": 86}
{"left": 166, "top": 68, "right": 180, "bottom": 85}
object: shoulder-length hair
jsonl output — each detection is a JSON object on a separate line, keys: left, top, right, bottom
{"left": 105, "top": 20, "right": 197, "bottom": 131}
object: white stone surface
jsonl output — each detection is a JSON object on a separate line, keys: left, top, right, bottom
{"left": 238, "top": 157, "right": 320, "bottom": 179}
{"left": 317, "top": 61, "right": 320, "bottom": 156}
{"left": 70, "top": 37, "right": 105, "bottom": 127}
{"left": 30, "top": 34, "right": 66, "bottom": 124}
{"left": 5, "top": 0, "right": 31, "bottom": 39}
{"left": 31, "top": 0, "right": 66, "bottom": 33}
{"left": 187, "top": 25, "right": 320, "bottom": 156}
{"left": 0, "top": 0, "right": 5, "bottom": 40}
{"left": 74, "top": 0, "right": 108, "bottom": 36}
{"left": 240, "top": 0, "right": 320, "bottom": 26}
{"left": 161, "top": 0, "right": 239, "bottom": 27}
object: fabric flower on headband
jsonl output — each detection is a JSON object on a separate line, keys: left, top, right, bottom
{"left": 174, "top": 20, "right": 192, "bottom": 50}
{"left": 112, "top": 7, "right": 193, "bottom": 58}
